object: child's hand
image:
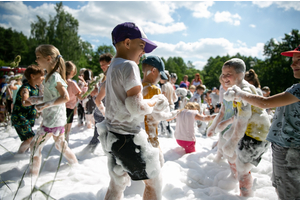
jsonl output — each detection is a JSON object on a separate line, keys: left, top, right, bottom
{"left": 35, "top": 103, "right": 47, "bottom": 112}
{"left": 224, "top": 85, "right": 243, "bottom": 102}
{"left": 27, "top": 96, "right": 43, "bottom": 105}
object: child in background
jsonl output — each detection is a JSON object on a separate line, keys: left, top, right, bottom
{"left": 84, "top": 53, "right": 113, "bottom": 153}
{"left": 11, "top": 65, "right": 44, "bottom": 154}
{"left": 189, "top": 84, "right": 205, "bottom": 112}
{"left": 142, "top": 55, "right": 169, "bottom": 147}
{"left": 82, "top": 69, "right": 96, "bottom": 129}
{"left": 189, "top": 85, "right": 196, "bottom": 97}
{"left": 174, "top": 102, "right": 216, "bottom": 153}
{"left": 226, "top": 45, "right": 300, "bottom": 199}
{"left": 65, "top": 61, "right": 82, "bottom": 143}
{"left": 10, "top": 74, "right": 23, "bottom": 109}
{"left": 159, "top": 70, "right": 178, "bottom": 136}
{"left": 77, "top": 68, "right": 87, "bottom": 126}
{"left": 28, "top": 44, "right": 78, "bottom": 176}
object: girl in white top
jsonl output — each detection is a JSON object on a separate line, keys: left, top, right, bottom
{"left": 27, "top": 44, "right": 78, "bottom": 176}
{"left": 174, "top": 102, "right": 216, "bottom": 153}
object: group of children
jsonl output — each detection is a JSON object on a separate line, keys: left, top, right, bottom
{"left": 8, "top": 21, "right": 300, "bottom": 200}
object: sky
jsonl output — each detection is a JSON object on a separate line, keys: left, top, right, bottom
{"left": 0, "top": 1, "right": 300, "bottom": 70}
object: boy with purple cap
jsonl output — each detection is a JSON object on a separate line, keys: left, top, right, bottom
{"left": 97, "top": 22, "right": 162, "bottom": 200}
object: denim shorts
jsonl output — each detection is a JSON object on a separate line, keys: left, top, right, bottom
{"left": 271, "top": 143, "right": 300, "bottom": 200}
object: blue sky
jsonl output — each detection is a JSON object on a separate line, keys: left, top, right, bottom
{"left": 0, "top": 1, "right": 299, "bottom": 70}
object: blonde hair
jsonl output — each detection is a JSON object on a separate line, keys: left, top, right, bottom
{"left": 184, "top": 102, "right": 200, "bottom": 112}
{"left": 189, "top": 85, "right": 196, "bottom": 90}
{"left": 65, "top": 61, "right": 77, "bottom": 78}
{"left": 35, "top": 44, "right": 66, "bottom": 83}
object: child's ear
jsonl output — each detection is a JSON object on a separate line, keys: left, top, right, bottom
{"left": 124, "top": 38, "right": 131, "bottom": 49}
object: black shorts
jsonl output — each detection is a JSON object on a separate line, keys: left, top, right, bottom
{"left": 237, "top": 134, "right": 269, "bottom": 167}
{"left": 109, "top": 131, "right": 149, "bottom": 180}
{"left": 66, "top": 108, "right": 74, "bottom": 123}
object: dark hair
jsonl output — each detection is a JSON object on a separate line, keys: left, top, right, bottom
{"left": 245, "top": 69, "right": 261, "bottom": 88}
{"left": 216, "top": 103, "right": 221, "bottom": 109}
{"left": 24, "top": 65, "right": 44, "bottom": 81}
{"left": 83, "top": 69, "right": 93, "bottom": 81}
{"left": 35, "top": 44, "right": 66, "bottom": 83}
{"left": 99, "top": 53, "right": 113, "bottom": 62}
{"left": 196, "top": 84, "right": 205, "bottom": 91}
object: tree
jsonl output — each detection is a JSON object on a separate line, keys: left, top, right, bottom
{"left": 30, "top": 2, "right": 90, "bottom": 69}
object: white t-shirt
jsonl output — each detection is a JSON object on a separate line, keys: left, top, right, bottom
{"left": 105, "top": 57, "right": 143, "bottom": 135}
{"left": 161, "top": 81, "right": 177, "bottom": 109}
{"left": 174, "top": 109, "right": 198, "bottom": 141}
{"left": 42, "top": 72, "right": 68, "bottom": 128}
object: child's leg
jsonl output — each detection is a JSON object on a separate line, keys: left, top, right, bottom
{"left": 236, "top": 158, "right": 253, "bottom": 197}
{"left": 18, "top": 137, "right": 33, "bottom": 154}
{"left": 143, "top": 172, "right": 162, "bottom": 200}
{"left": 29, "top": 133, "right": 52, "bottom": 176}
{"left": 176, "top": 139, "right": 196, "bottom": 153}
{"left": 64, "top": 123, "right": 72, "bottom": 143}
{"left": 53, "top": 133, "right": 78, "bottom": 165}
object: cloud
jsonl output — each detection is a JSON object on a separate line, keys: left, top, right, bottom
{"left": 252, "top": 1, "right": 300, "bottom": 11}
{"left": 175, "top": 2, "right": 214, "bottom": 18}
{"left": 249, "top": 24, "right": 256, "bottom": 28}
{"left": 152, "top": 39, "right": 265, "bottom": 70}
{"left": 65, "top": 1, "right": 186, "bottom": 37}
{"left": 0, "top": 1, "right": 187, "bottom": 38}
{"left": 214, "top": 11, "right": 241, "bottom": 26}
{"left": 0, "top": 1, "right": 56, "bottom": 36}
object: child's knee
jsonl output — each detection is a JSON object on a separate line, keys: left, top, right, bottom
{"left": 55, "top": 136, "right": 68, "bottom": 151}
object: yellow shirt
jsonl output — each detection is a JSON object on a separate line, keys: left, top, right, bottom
{"left": 142, "top": 82, "right": 161, "bottom": 147}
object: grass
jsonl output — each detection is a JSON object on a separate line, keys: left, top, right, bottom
{"left": 1, "top": 132, "right": 67, "bottom": 200}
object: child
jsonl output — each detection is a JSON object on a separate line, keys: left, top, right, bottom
{"left": 65, "top": 61, "right": 82, "bottom": 143}
{"left": 77, "top": 68, "right": 87, "bottom": 126}
{"left": 84, "top": 53, "right": 113, "bottom": 153}
{"left": 159, "top": 70, "right": 178, "bottom": 136}
{"left": 11, "top": 65, "right": 44, "bottom": 153}
{"left": 189, "top": 84, "right": 205, "bottom": 111}
{"left": 82, "top": 69, "right": 96, "bottom": 128}
{"left": 97, "top": 22, "right": 164, "bottom": 200}
{"left": 225, "top": 45, "right": 300, "bottom": 200}
{"left": 189, "top": 85, "right": 196, "bottom": 97}
{"left": 10, "top": 74, "right": 23, "bottom": 108}
{"left": 208, "top": 58, "right": 270, "bottom": 197}
{"left": 28, "top": 44, "right": 78, "bottom": 176}
{"left": 174, "top": 102, "right": 216, "bottom": 153}
{"left": 142, "top": 55, "right": 170, "bottom": 147}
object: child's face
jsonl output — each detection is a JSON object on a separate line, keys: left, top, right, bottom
{"left": 291, "top": 54, "right": 300, "bottom": 79}
{"left": 32, "top": 73, "right": 44, "bottom": 85}
{"left": 190, "top": 88, "right": 195, "bottom": 93}
{"left": 35, "top": 52, "right": 49, "bottom": 70}
{"left": 128, "top": 38, "right": 146, "bottom": 64}
{"left": 100, "top": 61, "right": 110, "bottom": 73}
{"left": 222, "top": 66, "right": 241, "bottom": 88}
{"left": 197, "top": 89, "right": 204, "bottom": 95}
{"left": 171, "top": 78, "right": 176, "bottom": 84}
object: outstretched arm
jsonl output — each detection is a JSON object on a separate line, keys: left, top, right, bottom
{"left": 228, "top": 85, "right": 299, "bottom": 109}
{"left": 207, "top": 104, "right": 225, "bottom": 137}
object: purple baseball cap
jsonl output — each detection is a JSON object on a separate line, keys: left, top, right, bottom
{"left": 111, "top": 22, "right": 157, "bottom": 53}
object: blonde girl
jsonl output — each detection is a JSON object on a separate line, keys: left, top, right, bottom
{"left": 27, "top": 44, "right": 78, "bottom": 176}
{"left": 174, "top": 102, "right": 216, "bottom": 153}
{"left": 65, "top": 61, "right": 82, "bottom": 143}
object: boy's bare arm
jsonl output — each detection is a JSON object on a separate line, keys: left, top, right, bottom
{"left": 207, "top": 104, "right": 225, "bottom": 137}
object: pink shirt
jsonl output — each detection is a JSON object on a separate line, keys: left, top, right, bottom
{"left": 66, "top": 79, "right": 81, "bottom": 109}
{"left": 180, "top": 81, "right": 190, "bottom": 88}
{"left": 174, "top": 109, "right": 198, "bottom": 142}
